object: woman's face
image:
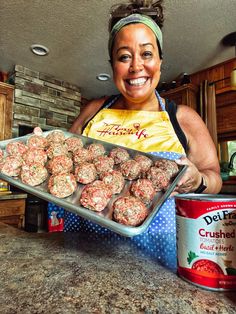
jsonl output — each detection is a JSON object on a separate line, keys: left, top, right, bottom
{"left": 112, "top": 23, "right": 162, "bottom": 103}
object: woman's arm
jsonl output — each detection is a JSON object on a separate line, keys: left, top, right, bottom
{"left": 69, "top": 97, "right": 107, "bottom": 134}
{"left": 174, "top": 105, "right": 222, "bottom": 194}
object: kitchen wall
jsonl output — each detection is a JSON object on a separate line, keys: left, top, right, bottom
{"left": 12, "top": 65, "right": 81, "bottom": 137}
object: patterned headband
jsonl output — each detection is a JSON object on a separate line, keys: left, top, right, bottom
{"left": 108, "top": 13, "right": 163, "bottom": 60}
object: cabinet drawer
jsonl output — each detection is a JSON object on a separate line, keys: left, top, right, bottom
{"left": 0, "top": 199, "right": 25, "bottom": 217}
{"left": 0, "top": 215, "right": 24, "bottom": 228}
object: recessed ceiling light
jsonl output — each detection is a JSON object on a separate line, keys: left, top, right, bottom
{"left": 30, "top": 44, "right": 49, "bottom": 56}
{"left": 96, "top": 73, "right": 111, "bottom": 81}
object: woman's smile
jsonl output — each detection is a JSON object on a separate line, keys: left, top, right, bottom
{"left": 126, "top": 77, "right": 149, "bottom": 86}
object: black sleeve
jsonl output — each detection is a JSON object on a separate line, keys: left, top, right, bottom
{"left": 165, "top": 99, "right": 188, "bottom": 154}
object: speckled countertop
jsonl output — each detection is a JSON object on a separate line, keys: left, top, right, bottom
{"left": 0, "top": 223, "right": 235, "bottom": 314}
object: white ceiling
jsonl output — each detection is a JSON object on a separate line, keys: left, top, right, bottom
{"left": 1, "top": 0, "right": 236, "bottom": 99}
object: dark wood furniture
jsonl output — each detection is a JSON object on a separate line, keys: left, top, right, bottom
{"left": 160, "top": 83, "right": 198, "bottom": 110}
{"left": 0, "top": 82, "right": 13, "bottom": 140}
{"left": 0, "top": 193, "right": 27, "bottom": 229}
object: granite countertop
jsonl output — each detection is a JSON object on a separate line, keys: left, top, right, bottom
{"left": 0, "top": 223, "right": 235, "bottom": 314}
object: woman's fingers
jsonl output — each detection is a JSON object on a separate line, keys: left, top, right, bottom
{"left": 174, "top": 157, "right": 202, "bottom": 193}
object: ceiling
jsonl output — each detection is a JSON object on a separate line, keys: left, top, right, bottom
{"left": 1, "top": 0, "right": 236, "bottom": 100}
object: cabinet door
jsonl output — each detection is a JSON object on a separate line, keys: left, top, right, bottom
{"left": 160, "top": 83, "right": 198, "bottom": 111}
{"left": 0, "top": 82, "right": 13, "bottom": 140}
{"left": 216, "top": 89, "right": 236, "bottom": 140}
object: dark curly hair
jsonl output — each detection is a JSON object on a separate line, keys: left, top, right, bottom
{"left": 108, "top": 0, "right": 164, "bottom": 32}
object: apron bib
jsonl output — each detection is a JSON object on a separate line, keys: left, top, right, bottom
{"left": 83, "top": 105, "right": 185, "bottom": 156}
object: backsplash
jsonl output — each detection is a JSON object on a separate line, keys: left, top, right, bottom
{"left": 12, "top": 65, "right": 81, "bottom": 138}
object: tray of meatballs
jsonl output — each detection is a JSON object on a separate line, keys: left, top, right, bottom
{"left": 0, "top": 127, "right": 187, "bottom": 237}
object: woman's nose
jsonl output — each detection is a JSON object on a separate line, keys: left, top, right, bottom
{"left": 129, "top": 56, "right": 143, "bottom": 73}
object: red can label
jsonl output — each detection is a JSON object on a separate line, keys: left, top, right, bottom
{"left": 176, "top": 198, "right": 236, "bottom": 290}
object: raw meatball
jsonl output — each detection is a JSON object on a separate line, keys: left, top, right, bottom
{"left": 46, "top": 130, "right": 65, "bottom": 144}
{"left": 134, "top": 154, "right": 153, "bottom": 174}
{"left": 23, "top": 148, "right": 47, "bottom": 165}
{"left": 50, "top": 155, "right": 73, "bottom": 175}
{"left": 120, "top": 159, "right": 141, "bottom": 180}
{"left": 100, "top": 170, "right": 125, "bottom": 194}
{"left": 65, "top": 136, "right": 83, "bottom": 153}
{"left": 130, "top": 179, "right": 155, "bottom": 204}
{"left": 74, "top": 162, "right": 97, "bottom": 184}
{"left": 0, "top": 156, "right": 23, "bottom": 177}
{"left": 80, "top": 180, "right": 112, "bottom": 212}
{"left": 27, "top": 135, "right": 48, "bottom": 149}
{"left": 146, "top": 166, "right": 170, "bottom": 191}
{"left": 73, "top": 147, "right": 91, "bottom": 164}
{"left": 109, "top": 147, "right": 130, "bottom": 164}
{"left": 48, "top": 173, "right": 77, "bottom": 198}
{"left": 20, "top": 162, "right": 48, "bottom": 186}
{"left": 113, "top": 196, "right": 149, "bottom": 226}
{"left": 87, "top": 143, "right": 106, "bottom": 160}
{"left": 33, "top": 126, "right": 43, "bottom": 136}
{"left": 46, "top": 143, "right": 68, "bottom": 159}
{"left": 6, "top": 141, "right": 28, "bottom": 156}
{"left": 154, "top": 159, "right": 179, "bottom": 179}
{"left": 93, "top": 155, "right": 114, "bottom": 174}
{"left": 46, "top": 159, "right": 53, "bottom": 174}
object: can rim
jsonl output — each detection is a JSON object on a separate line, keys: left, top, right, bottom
{"left": 174, "top": 193, "right": 236, "bottom": 201}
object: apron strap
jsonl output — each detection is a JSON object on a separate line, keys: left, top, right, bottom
{"left": 155, "top": 90, "right": 166, "bottom": 111}
{"left": 103, "top": 94, "right": 120, "bottom": 108}
{"left": 165, "top": 99, "right": 188, "bottom": 153}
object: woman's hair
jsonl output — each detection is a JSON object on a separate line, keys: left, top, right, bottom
{"left": 108, "top": 0, "right": 164, "bottom": 32}
{"left": 108, "top": 0, "right": 164, "bottom": 63}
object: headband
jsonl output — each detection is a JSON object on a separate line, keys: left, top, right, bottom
{"left": 108, "top": 13, "right": 163, "bottom": 59}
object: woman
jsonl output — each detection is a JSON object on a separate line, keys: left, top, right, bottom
{"left": 63, "top": 1, "right": 222, "bottom": 257}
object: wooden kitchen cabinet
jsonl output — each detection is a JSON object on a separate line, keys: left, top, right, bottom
{"left": 0, "top": 82, "right": 13, "bottom": 140}
{"left": 216, "top": 87, "right": 236, "bottom": 140}
{"left": 0, "top": 193, "right": 27, "bottom": 229}
{"left": 160, "top": 83, "right": 198, "bottom": 111}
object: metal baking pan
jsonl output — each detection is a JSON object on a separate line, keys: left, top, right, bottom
{"left": 0, "top": 131, "right": 187, "bottom": 237}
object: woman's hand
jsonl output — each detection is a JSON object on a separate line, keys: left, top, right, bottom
{"left": 172, "top": 156, "right": 202, "bottom": 195}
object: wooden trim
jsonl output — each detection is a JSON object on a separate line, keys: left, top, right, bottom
{"left": 0, "top": 82, "right": 14, "bottom": 90}
{"left": 160, "top": 83, "right": 198, "bottom": 96}
{"left": 216, "top": 86, "right": 236, "bottom": 95}
{"left": 190, "top": 58, "right": 236, "bottom": 77}
{"left": 218, "top": 131, "right": 236, "bottom": 141}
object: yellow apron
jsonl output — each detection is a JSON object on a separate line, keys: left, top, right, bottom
{"left": 83, "top": 108, "right": 185, "bottom": 155}
{"left": 65, "top": 95, "right": 186, "bottom": 266}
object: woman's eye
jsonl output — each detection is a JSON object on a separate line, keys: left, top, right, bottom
{"left": 143, "top": 51, "right": 153, "bottom": 58}
{"left": 118, "top": 54, "right": 131, "bottom": 62}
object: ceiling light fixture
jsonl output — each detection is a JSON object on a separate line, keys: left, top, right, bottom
{"left": 222, "top": 31, "right": 236, "bottom": 56}
{"left": 96, "top": 73, "right": 111, "bottom": 81}
{"left": 30, "top": 44, "right": 49, "bottom": 56}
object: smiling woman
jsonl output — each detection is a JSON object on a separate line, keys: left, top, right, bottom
{"left": 112, "top": 23, "right": 162, "bottom": 106}
{"left": 49, "top": 0, "right": 222, "bottom": 255}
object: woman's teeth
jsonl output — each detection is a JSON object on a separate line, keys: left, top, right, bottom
{"left": 127, "top": 78, "right": 147, "bottom": 86}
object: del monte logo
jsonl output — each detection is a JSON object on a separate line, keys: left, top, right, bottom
{"left": 203, "top": 210, "right": 236, "bottom": 226}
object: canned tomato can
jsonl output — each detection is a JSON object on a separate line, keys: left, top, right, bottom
{"left": 175, "top": 194, "right": 236, "bottom": 291}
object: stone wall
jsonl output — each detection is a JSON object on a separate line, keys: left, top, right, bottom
{"left": 12, "top": 65, "right": 81, "bottom": 137}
